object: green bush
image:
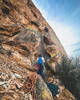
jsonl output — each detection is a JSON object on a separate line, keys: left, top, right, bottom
{"left": 56, "top": 56, "right": 80, "bottom": 100}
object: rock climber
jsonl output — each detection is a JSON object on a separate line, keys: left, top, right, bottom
{"left": 36, "top": 54, "right": 45, "bottom": 78}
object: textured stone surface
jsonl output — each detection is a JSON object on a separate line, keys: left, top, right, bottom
{"left": 0, "top": 55, "right": 54, "bottom": 100}
{"left": 0, "top": 0, "right": 67, "bottom": 73}
{"left": 0, "top": 0, "right": 76, "bottom": 100}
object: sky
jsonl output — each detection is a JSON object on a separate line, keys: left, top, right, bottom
{"left": 32, "top": 0, "right": 80, "bottom": 57}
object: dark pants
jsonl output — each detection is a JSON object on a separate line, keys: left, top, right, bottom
{"left": 37, "top": 64, "right": 43, "bottom": 78}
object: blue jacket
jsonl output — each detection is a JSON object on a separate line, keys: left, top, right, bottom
{"left": 38, "top": 57, "right": 43, "bottom": 65}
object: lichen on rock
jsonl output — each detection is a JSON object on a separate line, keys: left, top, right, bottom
{"left": 0, "top": 0, "right": 76, "bottom": 100}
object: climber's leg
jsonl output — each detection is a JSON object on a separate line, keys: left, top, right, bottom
{"left": 41, "top": 70, "right": 43, "bottom": 78}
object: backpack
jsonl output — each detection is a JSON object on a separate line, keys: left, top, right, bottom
{"left": 47, "top": 82, "right": 59, "bottom": 96}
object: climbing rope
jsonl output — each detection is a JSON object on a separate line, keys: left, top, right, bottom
{"left": 23, "top": 73, "right": 40, "bottom": 100}
{"left": 23, "top": 73, "right": 38, "bottom": 93}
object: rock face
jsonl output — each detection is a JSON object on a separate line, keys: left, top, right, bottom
{"left": 0, "top": 56, "right": 53, "bottom": 100}
{"left": 0, "top": 0, "right": 67, "bottom": 72}
{"left": 0, "top": 0, "right": 76, "bottom": 100}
